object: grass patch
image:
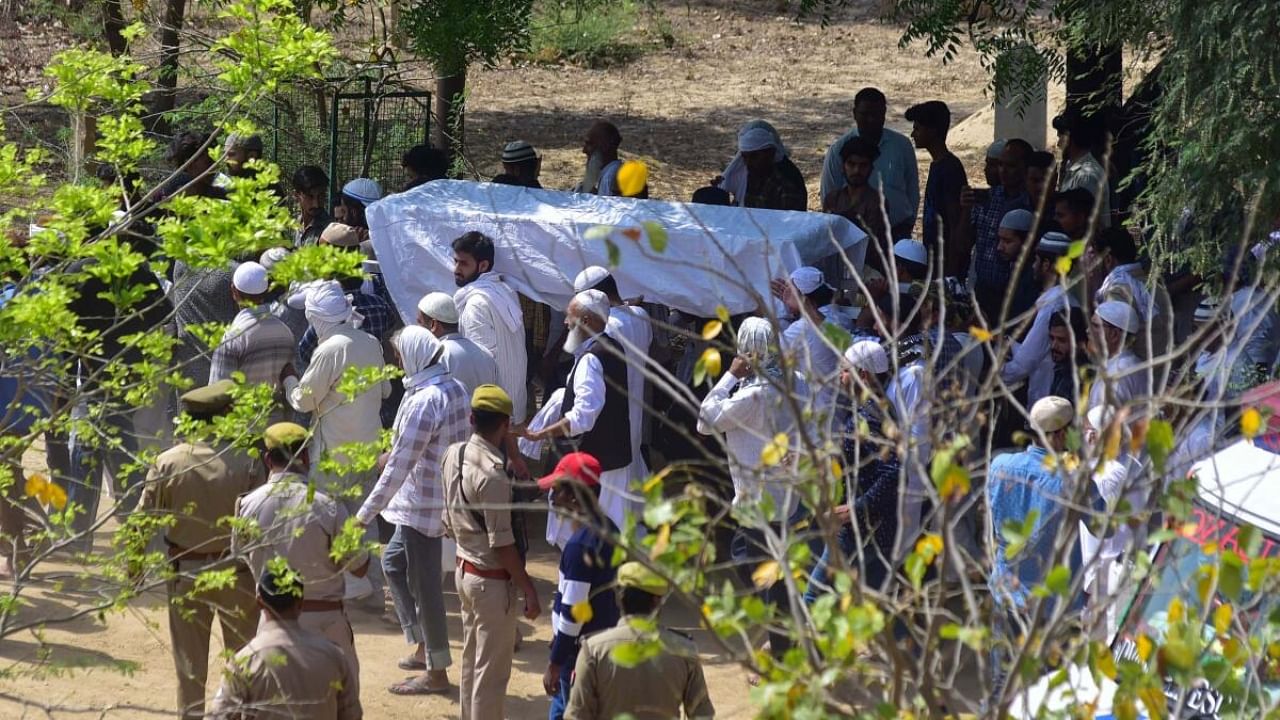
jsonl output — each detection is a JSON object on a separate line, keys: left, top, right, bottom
{"left": 526, "top": 0, "right": 673, "bottom": 68}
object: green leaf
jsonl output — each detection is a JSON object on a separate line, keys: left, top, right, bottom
{"left": 1045, "top": 564, "right": 1070, "bottom": 596}
{"left": 605, "top": 237, "right": 620, "bottom": 267}
{"left": 1146, "top": 420, "right": 1174, "bottom": 475}
{"left": 609, "top": 638, "right": 661, "bottom": 668}
{"left": 641, "top": 221, "right": 668, "bottom": 253}
{"left": 820, "top": 321, "right": 853, "bottom": 353}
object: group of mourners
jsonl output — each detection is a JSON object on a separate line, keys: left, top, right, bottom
{"left": 3, "top": 82, "right": 1278, "bottom": 720}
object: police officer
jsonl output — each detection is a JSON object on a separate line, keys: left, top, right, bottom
{"left": 140, "top": 379, "right": 264, "bottom": 719}
{"left": 232, "top": 421, "right": 370, "bottom": 697}
{"left": 206, "top": 568, "right": 362, "bottom": 720}
{"left": 564, "top": 562, "right": 716, "bottom": 720}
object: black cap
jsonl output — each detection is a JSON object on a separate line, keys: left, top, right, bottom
{"left": 905, "top": 101, "right": 951, "bottom": 132}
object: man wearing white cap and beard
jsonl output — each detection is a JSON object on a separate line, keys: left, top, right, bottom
{"left": 521, "top": 291, "right": 637, "bottom": 535}
{"left": 1087, "top": 300, "right": 1149, "bottom": 416}
{"left": 418, "top": 291, "right": 499, "bottom": 397}
{"left": 210, "top": 261, "right": 297, "bottom": 422}
{"left": 737, "top": 125, "right": 807, "bottom": 211}
{"left": 572, "top": 267, "right": 652, "bottom": 475}
{"left": 280, "top": 279, "right": 391, "bottom": 611}
{"left": 770, "top": 266, "right": 842, "bottom": 418}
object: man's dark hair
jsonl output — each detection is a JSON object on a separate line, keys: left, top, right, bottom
{"left": 452, "top": 231, "right": 496, "bottom": 269}
{"left": 1091, "top": 226, "right": 1138, "bottom": 264}
{"left": 1028, "top": 151, "right": 1055, "bottom": 170}
{"left": 592, "top": 120, "right": 622, "bottom": 148}
{"left": 292, "top": 165, "right": 329, "bottom": 193}
{"left": 1050, "top": 305, "right": 1089, "bottom": 343}
{"left": 619, "top": 587, "right": 662, "bottom": 615}
{"left": 1003, "top": 138, "right": 1033, "bottom": 163}
{"left": 472, "top": 409, "right": 508, "bottom": 435}
{"left": 839, "top": 136, "right": 881, "bottom": 163}
{"left": 805, "top": 284, "right": 835, "bottom": 308}
{"left": 403, "top": 144, "right": 449, "bottom": 181}
{"left": 265, "top": 447, "right": 302, "bottom": 467}
{"left": 1066, "top": 117, "right": 1104, "bottom": 151}
{"left": 588, "top": 274, "right": 620, "bottom": 300}
{"left": 259, "top": 569, "right": 303, "bottom": 615}
{"left": 168, "top": 131, "right": 209, "bottom": 167}
{"left": 898, "top": 258, "right": 927, "bottom": 280}
{"left": 853, "top": 87, "right": 887, "bottom": 107}
{"left": 491, "top": 173, "right": 521, "bottom": 185}
{"left": 691, "top": 186, "right": 731, "bottom": 206}
{"left": 1054, "top": 187, "right": 1095, "bottom": 216}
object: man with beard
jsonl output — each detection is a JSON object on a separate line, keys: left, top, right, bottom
{"left": 1000, "top": 232, "right": 1075, "bottom": 408}
{"left": 1047, "top": 306, "right": 1090, "bottom": 406}
{"left": 521, "top": 291, "right": 634, "bottom": 535}
{"left": 576, "top": 121, "right": 624, "bottom": 197}
{"left": 1086, "top": 300, "right": 1147, "bottom": 416}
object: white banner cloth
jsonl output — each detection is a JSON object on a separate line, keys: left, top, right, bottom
{"left": 366, "top": 180, "right": 866, "bottom": 322}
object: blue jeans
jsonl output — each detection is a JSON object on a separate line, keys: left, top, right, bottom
{"left": 804, "top": 523, "right": 891, "bottom": 604}
{"left": 548, "top": 664, "right": 573, "bottom": 720}
{"left": 382, "top": 525, "right": 451, "bottom": 669}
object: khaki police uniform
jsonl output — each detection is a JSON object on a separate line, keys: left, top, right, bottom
{"left": 140, "top": 381, "right": 264, "bottom": 718}
{"left": 206, "top": 616, "right": 362, "bottom": 720}
{"left": 441, "top": 433, "right": 519, "bottom": 720}
{"left": 564, "top": 562, "right": 715, "bottom": 720}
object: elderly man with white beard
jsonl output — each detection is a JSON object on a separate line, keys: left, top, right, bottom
{"left": 521, "top": 290, "right": 636, "bottom": 544}
{"left": 280, "top": 279, "right": 391, "bottom": 612}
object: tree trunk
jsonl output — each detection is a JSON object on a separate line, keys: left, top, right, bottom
{"left": 433, "top": 71, "right": 466, "bottom": 175}
{"left": 1065, "top": 44, "right": 1122, "bottom": 136}
{"left": 102, "top": 0, "right": 127, "bottom": 55}
{"left": 155, "top": 0, "right": 188, "bottom": 120}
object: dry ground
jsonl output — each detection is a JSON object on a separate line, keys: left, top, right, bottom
{"left": 0, "top": 2, "right": 1014, "bottom": 717}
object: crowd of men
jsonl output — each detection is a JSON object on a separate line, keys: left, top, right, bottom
{"left": 3, "top": 81, "right": 1278, "bottom": 719}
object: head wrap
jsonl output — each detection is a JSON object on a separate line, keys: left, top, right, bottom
{"left": 341, "top": 178, "right": 382, "bottom": 205}
{"left": 986, "top": 139, "right": 1008, "bottom": 158}
{"left": 573, "top": 266, "right": 611, "bottom": 293}
{"left": 844, "top": 340, "right": 889, "bottom": 375}
{"left": 738, "top": 126, "right": 779, "bottom": 154}
{"left": 259, "top": 247, "right": 289, "bottom": 272}
{"left": 232, "top": 261, "right": 269, "bottom": 295}
{"left": 1096, "top": 300, "right": 1139, "bottom": 335}
{"left": 417, "top": 291, "right": 459, "bottom": 325}
{"left": 304, "top": 280, "right": 360, "bottom": 338}
{"left": 721, "top": 120, "right": 789, "bottom": 206}
{"left": 395, "top": 325, "right": 445, "bottom": 390}
{"left": 789, "top": 266, "right": 830, "bottom": 296}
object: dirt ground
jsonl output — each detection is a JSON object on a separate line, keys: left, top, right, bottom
{"left": 0, "top": 2, "right": 1012, "bottom": 717}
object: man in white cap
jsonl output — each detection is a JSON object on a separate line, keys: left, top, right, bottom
{"left": 209, "top": 261, "right": 297, "bottom": 421}
{"left": 820, "top": 87, "right": 919, "bottom": 240}
{"left": 770, "top": 266, "right": 842, "bottom": 416}
{"left": 736, "top": 124, "right": 807, "bottom": 211}
{"left": 999, "top": 232, "right": 1077, "bottom": 407}
{"left": 280, "top": 279, "right": 391, "bottom": 610}
{"left": 572, "top": 266, "right": 652, "bottom": 484}
{"left": 1087, "top": 300, "right": 1148, "bottom": 414}
{"left": 521, "top": 290, "right": 637, "bottom": 533}
{"left": 355, "top": 326, "right": 469, "bottom": 695}
{"left": 696, "top": 317, "right": 808, "bottom": 661}
{"left": 992, "top": 208, "right": 1042, "bottom": 321}
{"left": 805, "top": 339, "right": 900, "bottom": 601}
{"left": 986, "top": 395, "right": 1095, "bottom": 697}
{"left": 417, "top": 291, "right": 498, "bottom": 397}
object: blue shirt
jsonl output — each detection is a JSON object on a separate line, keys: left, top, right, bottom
{"left": 550, "top": 518, "right": 620, "bottom": 668}
{"left": 820, "top": 128, "right": 920, "bottom": 230}
{"left": 986, "top": 446, "right": 1087, "bottom": 609}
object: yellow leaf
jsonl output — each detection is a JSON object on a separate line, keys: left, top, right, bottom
{"left": 914, "top": 533, "right": 943, "bottom": 562}
{"left": 1096, "top": 649, "right": 1117, "bottom": 679}
{"left": 616, "top": 160, "right": 649, "bottom": 197}
{"left": 24, "top": 473, "right": 48, "bottom": 499}
{"left": 759, "top": 433, "right": 789, "bottom": 467}
{"left": 701, "top": 602, "right": 713, "bottom": 619}
{"left": 1168, "top": 596, "right": 1185, "bottom": 623}
{"left": 715, "top": 305, "right": 730, "bottom": 323}
{"left": 968, "top": 325, "right": 993, "bottom": 342}
{"left": 650, "top": 523, "right": 671, "bottom": 558}
{"left": 1102, "top": 421, "right": 1123, "bottom": 461}
{"left": 839, "top": 593, "right": 852, "bottom": 612}
{"left": 830, "top": 459, "right": 843, "bottom": 478}
{"left": 1055, "top": 256, "right": 1073, "bottom": 276}
{"left": 46, "top": 482, "right": 67, "bottom": 511}
{"left": 751, "top": 560, "right": 782, "bottom": 590}
{"left": 699, "top": 348, "right": 722, "bottom": 379}
{"left": 1213, "top": 603, "right": 1232, "bottom": 635}
{"left": 939, "top": 465, "right": 970, "bottom": 500}
{"left": 1136, "top": 634, "right": 1154, "bottom": 662}
{"left": 571, "top": 601, "right": 594, "bottom": 624}
{"left": 701, "top": 319, "right": 723, "bottom": 340}
{"left": 1242, "top": 407, "right": 1262, "bottom": 439}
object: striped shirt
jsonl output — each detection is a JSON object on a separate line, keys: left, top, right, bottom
{"left": 550, "top": 518, "right": 620, "bottom": 668}
{"left": 209, "top": 305, "right": 297, "bottom": 390}
{"left": 355, "top": 366, "right": 470, "bottom": 536}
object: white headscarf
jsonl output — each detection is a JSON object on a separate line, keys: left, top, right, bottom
{"left": 395, "top": 326, "right": 445, "bottom": 390}
{"left": 736, "top": 316, "right": 783, "bottom": 382}
{"left": 721, "top": 120, "right": 789, "bottom": 207}
{"left": 304, "top": 280, "right": 362, "bottom": 338}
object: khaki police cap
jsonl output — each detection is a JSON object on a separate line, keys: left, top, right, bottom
{"left": 263, "top": 422, "right": 308, "bottom": 451}
{"left": 471, "top": 384, "right": 514, "bottom": 416}
{"left": 616, "top": 561, "right": 669, "bottom": 595}
{"left": 179, "top": 379, "right": 237, "bottom": 414}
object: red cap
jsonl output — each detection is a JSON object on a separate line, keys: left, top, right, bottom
{"left": 536, "top": 452, "right": 602, "bottom": 491}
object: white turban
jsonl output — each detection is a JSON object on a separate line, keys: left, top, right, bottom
{"left": 395, "top": 325, "right": 443, "bottom": 389}
{"left": 721, "top": 120, "right": 789, "bottom": 207}
{"left": 738, "top": 126, "right": 779, "bottom": 154}
{"left": 573, "top": 266, "right": 611, "bottom": 293}
{"left": 736, "top": 316, "right": 776, "bottom": 358}
{"left": 573, "top": 289, "right": 611, "bottom": 324}
{"left": 304, "top": 280, "right": 358, "bottom": 337}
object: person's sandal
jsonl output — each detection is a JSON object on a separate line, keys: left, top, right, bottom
{"left": 388, "top": 675, "right": 449, "bottom": 695}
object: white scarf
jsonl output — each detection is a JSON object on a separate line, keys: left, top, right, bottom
{"left": 396, "top": 326, "right": 446, "bottom": 390}
{"left": 720, "top": 120, "right": 789, "bottom": 207}
{"left": 454, "top": 271, "right": 523, "bottom": 334}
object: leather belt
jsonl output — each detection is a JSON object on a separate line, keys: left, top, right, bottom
{"left": 166, "top": 542, "right": 230, "bottom": 563}
{"left": 299, "top": 599, "right": 344, "bottom": 612}
{"left": 456, "top": 557, "right": 510, "bottom": 580}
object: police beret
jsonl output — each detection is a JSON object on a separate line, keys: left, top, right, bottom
{"left": 263, "top": 422, "right": 308, "bottom": 451}
{"left": 616, "top": 561, "right": 669, "bottom": 595}
{"left": 179, "top": 379, "right": 237, "bottom": 414}
{"left": 471, "top": 384, "right": 513, "bottom": 416}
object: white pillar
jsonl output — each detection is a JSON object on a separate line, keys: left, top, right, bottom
{"left": 993, "top": 47, "right": 1048, "bottom": 150}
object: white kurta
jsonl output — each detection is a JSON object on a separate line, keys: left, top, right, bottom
{"left": 1087, "top": 350, "right": 1147, "bottom": 415}
{"left": 779, "top": 305, "right": 841, "bottom": 417}
{"left": 887, "top": 363, "right": 928, "bottom": 561}
{"left": 1097, "top": 263, "right": 1156, "bottom": 321}
{"left": 1229, "top": 286, "right": 1278, "bottom": 368}
{"left": 455, "top": 274, "right": 529, "bottom": 423}
{"left": 283, "top": 324, "right": 390, "bottom": 464}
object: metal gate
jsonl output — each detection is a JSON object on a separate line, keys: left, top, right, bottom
{"left": 262, "top": 75, "right": 431, "bottom": 205}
